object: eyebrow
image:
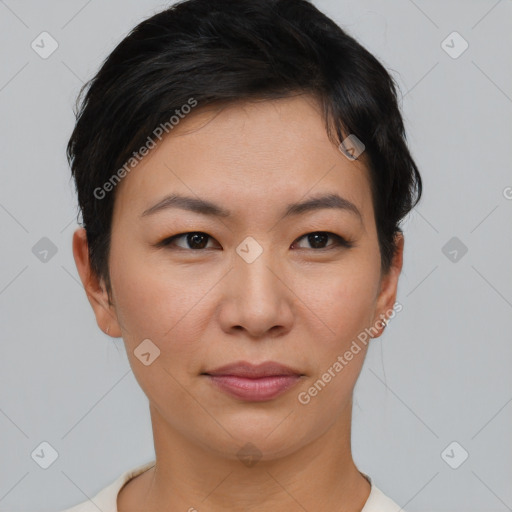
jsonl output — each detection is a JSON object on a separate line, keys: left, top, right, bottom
{"left": 140, "top": 192, "right": 363, "bottom": 223}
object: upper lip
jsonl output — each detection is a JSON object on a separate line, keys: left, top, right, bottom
{"left": 203, "top": 361, "right": 303, "bottom": 378}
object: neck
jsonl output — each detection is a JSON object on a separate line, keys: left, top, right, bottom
{"left": 118, "top": 401, "right": 371, "bottom": 512}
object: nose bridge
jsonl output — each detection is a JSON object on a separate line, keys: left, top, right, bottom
{"left": 222, "top": 235, "right": 292, "bottom": 334}
{"left": 234, "top": 236, "right": 281, "bottom": 304}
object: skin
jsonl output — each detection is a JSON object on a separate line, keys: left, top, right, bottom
{"left": 73, "top": 94, "right": 404, "bottom": 512}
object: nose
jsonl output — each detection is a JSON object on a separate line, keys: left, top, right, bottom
{"left": 217, "top": 246, "right": 295, "bottom": 339}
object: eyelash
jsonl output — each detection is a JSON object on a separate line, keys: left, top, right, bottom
{"left": 156, "top": 231, "right": 354, "bottom": 251}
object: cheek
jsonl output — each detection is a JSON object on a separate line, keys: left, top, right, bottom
{"left": 295, "top": 267, "right": 379, "bottom": 413}
{"left": 297, "top": 257, "right": 380, "bottom": 347}
{"left": 328, "top": 269, "right": 378, "bottom": 334}
{"left": 108, "top": 240, "right": 216, "bottom": 355}
{"left": 108, "top": 247, "right": 212, "bottom": 405}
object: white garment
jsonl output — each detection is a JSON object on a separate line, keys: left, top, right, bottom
{"left": 58, "top": 460, "right": 404, "bottom": 512}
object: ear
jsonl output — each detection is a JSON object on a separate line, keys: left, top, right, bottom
{"left": 72, "top": 227, "right": 122, "bottom": 338}
{"left": 370, "top": 232, "right": 404, "bottom": 339}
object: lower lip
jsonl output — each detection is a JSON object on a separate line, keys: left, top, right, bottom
{"left": 205, "top": 374, "right": 302, "bottom": 401}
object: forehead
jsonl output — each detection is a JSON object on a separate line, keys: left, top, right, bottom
{"left": 112, "top": 95, "right": 374, "bottom": 225}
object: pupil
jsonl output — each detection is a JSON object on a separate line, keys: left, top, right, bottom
{"left": 309, "top": 232, "right": 328, "bottom": 248}
{"left": 188, "top": 233, "right": 208, "bottom": 249}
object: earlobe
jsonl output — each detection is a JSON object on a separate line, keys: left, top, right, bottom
{"left": 72, "top": 227, "right": 122, "bottom": 338}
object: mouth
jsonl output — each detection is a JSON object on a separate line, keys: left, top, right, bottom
{"left": 201, "top": 361, "right": 304, "bottom": 402}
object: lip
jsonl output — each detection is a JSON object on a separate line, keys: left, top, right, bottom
{"left": 203, "top": 361, "right": 303, "bottom": 378}
{"left": 202, "top": 361, "right": 304, "bottom": 402}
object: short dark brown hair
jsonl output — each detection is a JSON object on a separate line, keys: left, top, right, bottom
{"left": 67, "top": 0, "right": 422, "bottom": 301}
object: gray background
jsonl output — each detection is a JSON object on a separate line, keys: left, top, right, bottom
{"left": 1, "top": 0, "right": 511, "bottom": 511}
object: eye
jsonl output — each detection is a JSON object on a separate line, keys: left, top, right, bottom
{"left": 156, "top": 231, "right": 354, "bottom": 251}
{"left": 157, "top": 232, "right": 219, "bottom": 250}
{"left": 292, "top": 231, "right": 354, "bottom": 250}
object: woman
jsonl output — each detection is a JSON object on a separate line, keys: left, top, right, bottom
{"left": 62, "top": 0, "right": 422, "bottom": 510}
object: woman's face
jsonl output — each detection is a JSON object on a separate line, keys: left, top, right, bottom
{"left": 75, "top": 95, "right": 403, "bottom": 461}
